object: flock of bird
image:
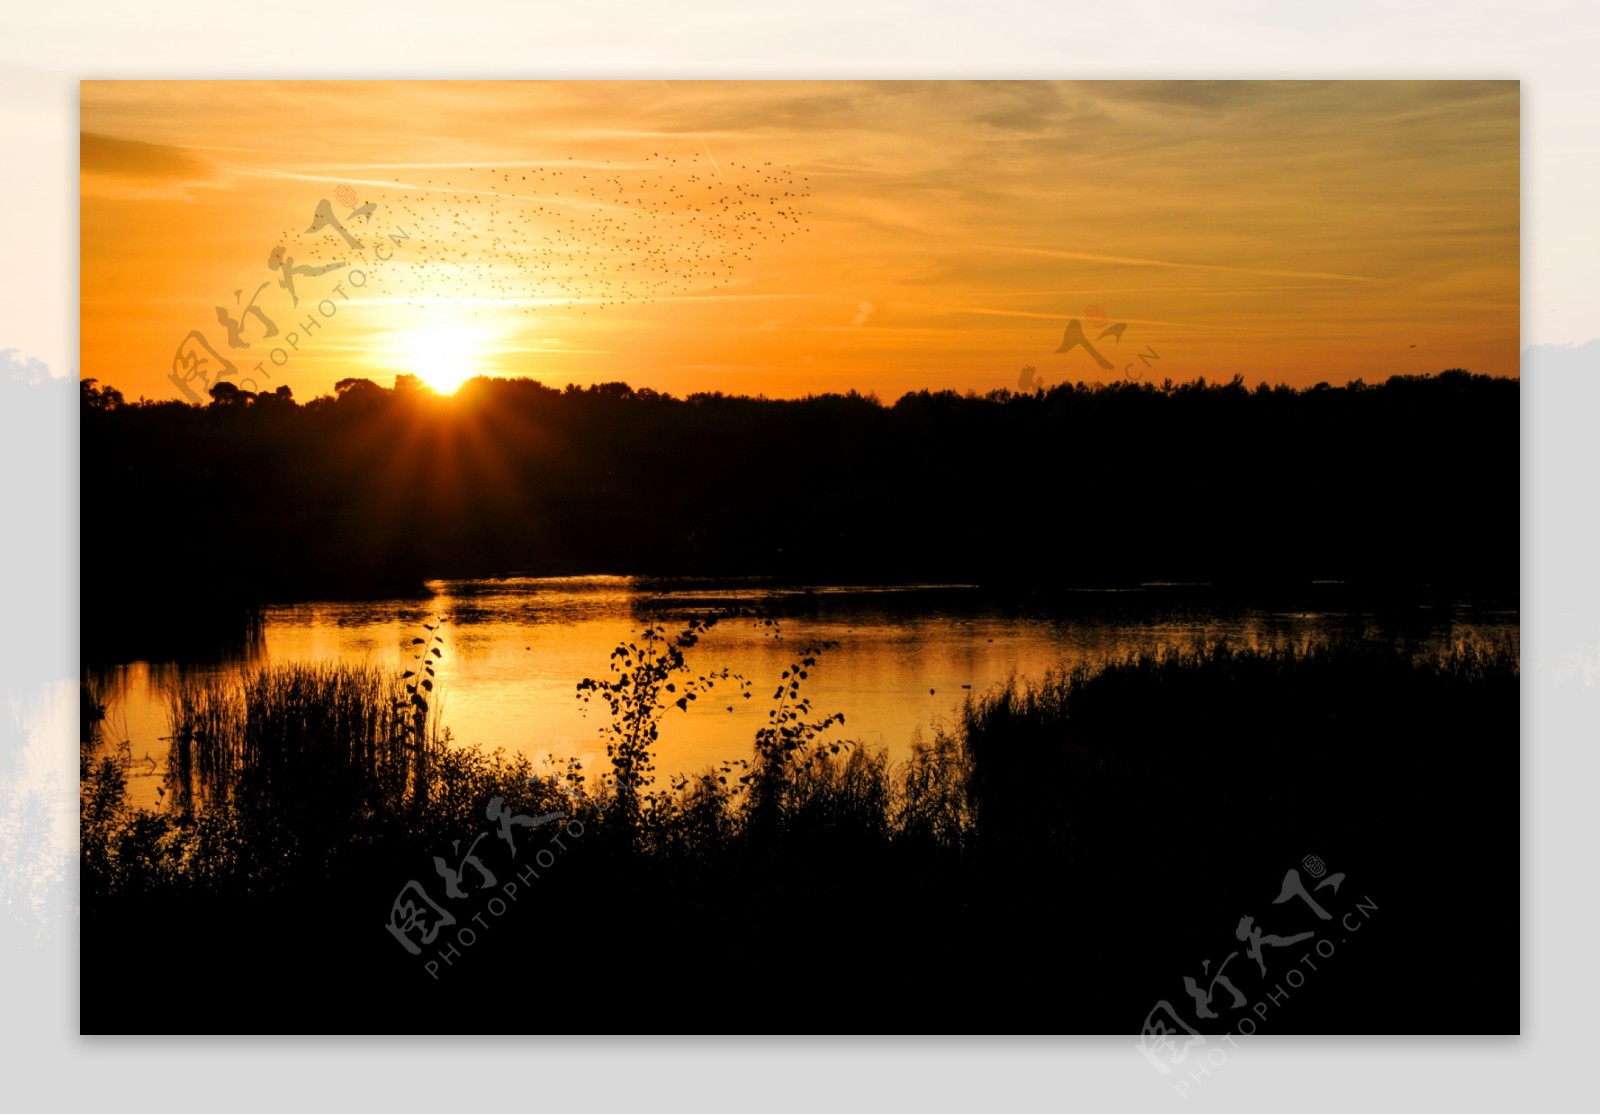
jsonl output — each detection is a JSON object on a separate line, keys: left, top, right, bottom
{"left": 275, "top": 149, "right": 812, "bottom": 319}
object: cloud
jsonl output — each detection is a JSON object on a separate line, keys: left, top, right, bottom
{"left": 80, "top": 131, "right": 211, "bottom": 180}
{"left": 853, "top": 300, "right": 874, "bottom": 326}
{"left": 1001, "top": 247, "right": 1374, "bottom": 283}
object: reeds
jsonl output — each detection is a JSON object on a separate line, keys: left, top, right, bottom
{"left": 85, "top": 633, "right": 1517, "bottom": 901}
{"left": 163, "top": 661, "right": 424, "bottom": 817}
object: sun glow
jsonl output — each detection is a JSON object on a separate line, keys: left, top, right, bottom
{"left": 403, "top": 321, "right": 484, "bottom": 394}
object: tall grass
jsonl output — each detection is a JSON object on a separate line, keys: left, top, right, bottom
{"left": 84, "top": 632, "right": 1518, "bottom": 903}
{"left": 80, "top": 628, "right": 1520, "bottom": 1036}
{"left": 164, "top": 662, "right": 419, "bottom": 818}
{"left": 955, "top": 633, "right": 1521, "bottom": 874}
{"left": 74, "top": 653, "right": 584, "bottom": 897}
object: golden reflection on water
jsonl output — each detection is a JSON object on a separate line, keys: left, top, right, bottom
{"left": 93, "top": 577, "right": 1519, "bottom": 812}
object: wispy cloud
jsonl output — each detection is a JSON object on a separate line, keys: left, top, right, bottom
{"left": 998, "top": 247, "right": 1376, "bottom": 283}
{"left": 80, "top": 132, "right": 210, "bottom": 179}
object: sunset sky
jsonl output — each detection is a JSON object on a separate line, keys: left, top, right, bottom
{"left": 80, "top": 80, "right": 1519, "bottom": 402}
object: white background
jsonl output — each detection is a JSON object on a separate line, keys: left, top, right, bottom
{"left": 1, "top": 1, "right": 1594, "bottom": 1110}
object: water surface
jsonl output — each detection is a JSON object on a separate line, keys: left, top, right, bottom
{"left": 93, "top": 577, "right": 1518, "bottom": 810}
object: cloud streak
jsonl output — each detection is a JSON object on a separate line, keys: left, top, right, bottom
{"left": 999, "top": 247, "right": 1376, "bottom": 283}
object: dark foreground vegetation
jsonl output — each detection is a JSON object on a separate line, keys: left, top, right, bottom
{"left": 80, "top": 623, "right": 1519, "bottom": 1034}
{"left": 80, "top": 370, "right": 1518, "bottom": 658}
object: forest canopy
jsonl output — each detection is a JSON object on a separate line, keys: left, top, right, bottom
{"left": 80, "top": 370, "right": 1518, "bottom": 641}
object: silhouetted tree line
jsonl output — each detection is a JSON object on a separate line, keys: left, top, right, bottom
{"left": 81, "top": 369, "right": 1517, "bottom": 648}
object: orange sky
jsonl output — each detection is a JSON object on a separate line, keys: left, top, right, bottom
{"left": 80, "top": 80, "right": 1519, "bottom": 402}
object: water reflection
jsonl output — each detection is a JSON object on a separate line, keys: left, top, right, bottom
{"left": 91, "top": 578, "right": 1518, "bottom": 811}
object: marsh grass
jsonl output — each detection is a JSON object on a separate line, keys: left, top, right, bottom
{"left": 83, "top": 630, "right": 1518, "bottom": 915}
{"left": 79, "top": 628, "right": 1520, "bottom": 1034}
{"left": 164, "top": 662, "right": 416, "bottom": 817}
{"left": 954, "top": 632, "right": 1521, "bottom": 887}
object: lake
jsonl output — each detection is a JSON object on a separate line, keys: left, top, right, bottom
{"left": 90, "top": 577, "right": 1519, "bottom": 810}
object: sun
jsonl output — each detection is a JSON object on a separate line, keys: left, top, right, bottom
{"left": 403, "top": 321, "right": 483, "bottom": 394}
